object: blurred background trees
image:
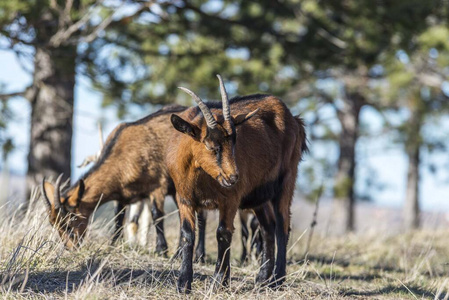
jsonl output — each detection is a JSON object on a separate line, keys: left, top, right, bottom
{"left": 0, "top": 0, "right": 448, "bottom": 232}
{"left": 0, "top": 0, "right": 154, "bottom": 200}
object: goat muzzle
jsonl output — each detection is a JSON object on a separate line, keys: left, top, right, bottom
{"left": 217, "top": 173, "right": 239, "bottom": 188}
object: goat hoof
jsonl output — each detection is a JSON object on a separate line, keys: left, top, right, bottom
{"left": 255, "top": 272, "right": 271, "bottom": 286}
{"left": 210, "top": 274, "right": 229, "bottom": 290}
{"left": 194, "top": 254, "right": 205, "bottom": 264}
{"left": 268, "top": 276, "right": 285, "bottom": 289}
{"left": 177, "top": 278, "right": 192, "bottom": 294}
{"left": 155, "top": 246, "right": 168, "bottom": 257}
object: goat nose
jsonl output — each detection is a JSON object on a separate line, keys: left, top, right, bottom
{"left": 229, "top": 174, "right": 239, "bottom": 184}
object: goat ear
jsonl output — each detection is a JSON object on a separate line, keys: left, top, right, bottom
{"left": 232, "top": 108, "right": 260, "bottom": 126}
{"left": 42, "top": 181, "right": 57, "bottom": 208}
{"left": 67, "top": 179, "right": 84, "bottom": 208}
{"left": 171, "top": 114, "right": 199, "bottom": 139}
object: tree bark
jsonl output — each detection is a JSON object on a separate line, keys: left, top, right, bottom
{"left": 333, "top": 93, "right": 363, "bottom": 234}
{"left": 25, "top": 44, "right": 76, "bottom": 202}
{"left": 404, "top": 144, "right": 420, "bottom": 230}
{"left": 403, "top": 105, "right": 422, "bottom": 230}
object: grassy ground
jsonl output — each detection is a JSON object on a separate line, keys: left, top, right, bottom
{"left": 1, "top": 196, "right": 449, "bottom": 299}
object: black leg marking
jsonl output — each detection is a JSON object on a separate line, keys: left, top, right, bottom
{"left": 171, "top": 200, "right": 183, "bottom": 261}
{"left": 250, "top": 215, "right": 263, "bottom": 259}
{"left": 253, "top": 206, "right": 275, "bottom": 284}
{"left": 195, "top": 210, "right": 207, "bottom": 263}
{"left": 240, "top": 216, "right": 249, "bottom": 264}
{"left": 151, "top": 199, "right": 168, "bottom": 255}
{"left": 213, "top": 221, "right": 233, "bottom": 287}
{"left": 272, "top": 209, "right": 288, "bottom": 287}
{"left": 177, "top": 219, "right": 195, "bottom": 293}
{"left": 171, "top": 208, "right": 183, "bottom": 261}
{"left": 112, "top": 202, "right": 125, "bottom": 245}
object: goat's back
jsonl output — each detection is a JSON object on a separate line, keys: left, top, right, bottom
{"left": 82, "top": 105, "right": 186, "bottom": 201}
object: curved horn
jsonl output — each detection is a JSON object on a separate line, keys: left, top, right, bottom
{"left": 178, "top": 87, "right": 217, "bottom": 129}
{"left": 40, "top": 177, "right": 52, "bottom": 212}
{"left": 53, "top": 173, "right": 64, "bottom": 210}
{"left": 216, "top": 74, "right": 231, "bottom": 121}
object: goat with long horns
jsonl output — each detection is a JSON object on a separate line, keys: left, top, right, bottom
{"left": 167, "top": 75, "right": 308, "bottom": 292}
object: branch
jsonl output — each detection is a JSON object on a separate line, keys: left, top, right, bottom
{"left": 12, "top": 47, "right": 34, "bottom": 75}
{"left": 49, "top": 0, "right": 126, "bottom": 47}
{"left": 416, "top": 72, "right": 446, "bottom": 88}
{"left": 404, "top": 53, "right": 448, "bottom": 88}
{"left": 311, "top": 87, "right": 342, "bottom": 113}
{"left": 49, "top": 0, "right": 104, "bottom": 47}
{"left": 315, "top": 89, "right": 336, "bottom": 105}
{"left": 0, "top": 42, "right": 33, "bottom": 74}
{"left": 0, "top": 91, "right": 24, "bottom": 100}
{"left": 79, "top": 9, "right": 116, "bottom": 44}
{"left": 49, "top": 0, "right": 59, "bottom": 11}
{"left": 63, "top": 0, "right": 75, "bottom": 25}
{"left": 0, "top": 29, "right": 35, "bottom": 46}
{"left": 0, "top": 85, "right": 36, "bottom": 101}
{"left": 100, "top": 36, "right": 219, "bottom": 58}
{"left": 293, "top": 6, "right": 347, "bottom": 50}
{"left": 181, "top": 2, "right": 297, "bottom": 44}
{"left": 67, "top": 1, "right": 155, "bottom": 46}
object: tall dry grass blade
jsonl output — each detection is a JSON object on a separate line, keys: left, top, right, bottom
{"left": 303, "top": 184, "right": 324, "bottom": 259}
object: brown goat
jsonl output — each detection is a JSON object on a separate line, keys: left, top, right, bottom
{"left": 167, "top": 75, "right": 307, "bottom": 292}
{"left": 75, "top": 123, "right": 169, "bottom": 251}
{"left": 42, "top": 105, "right": 258, "bottom": 264}
{"left": 41, "top": 105, "right": 186, "bottom": 252}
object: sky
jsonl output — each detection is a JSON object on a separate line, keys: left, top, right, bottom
{"left": 1, "top": 47, "right": 449, "bottom": 212}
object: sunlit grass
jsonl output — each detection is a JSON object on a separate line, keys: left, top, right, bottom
{"left": 1, "top": 192, "right": 448, "bottom": 299}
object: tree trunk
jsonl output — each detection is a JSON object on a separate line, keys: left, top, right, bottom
{"left": 333, "top": 93, "right": 363, "bottom": 234}
{"left": 404, "top": 145, "right": 420, "bottom": 230}
{"left": 25, "top": 44, "right": 76, "bottom": 202}
{"left": 403, "top": 106, "right": 422, "bottom": 230}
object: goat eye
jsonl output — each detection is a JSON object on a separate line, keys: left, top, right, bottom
{"left": 206, "top": 144, "right": 220, "bottom": 152}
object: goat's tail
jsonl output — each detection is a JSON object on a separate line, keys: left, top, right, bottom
{"left": 294, "top": 115, "right": 309, "bottom": 157}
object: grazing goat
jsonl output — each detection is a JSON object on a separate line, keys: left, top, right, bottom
{"left": 41, "top": 105, "right": 188, "bottom": 254}
{"left": 167, "top": 75, "right": 307, "bottom": 292}
{"left": 76, "top": 124, "right": 160, "bottom": 249}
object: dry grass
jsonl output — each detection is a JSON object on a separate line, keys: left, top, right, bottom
{"left": 1, "top": 193, "right": 449, "bottom": 299}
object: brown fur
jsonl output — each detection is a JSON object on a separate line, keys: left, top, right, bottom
{"left": 41, "top": 105, "right": 186, "bottom": 249}
{"left": 167, "top": 91, "right": 307, "bottom": 292}
{"left": 167, "top": 96, "right": 305, "bottom": 208}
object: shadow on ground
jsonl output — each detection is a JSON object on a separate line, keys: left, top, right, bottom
{"left": 342, "top": 284, "right": 440, "bottom": 299}
{"left": 3, "top": 265, "right": 210, "bottom": 294}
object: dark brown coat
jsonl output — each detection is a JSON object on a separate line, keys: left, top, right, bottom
{"left": 167, "top": 82, "right": 307, "bottom": 292}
